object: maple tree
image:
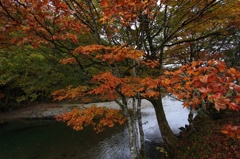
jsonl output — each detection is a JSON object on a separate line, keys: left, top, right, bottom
{"left": 1, "top": 0, "right": 240, "bottom": 158}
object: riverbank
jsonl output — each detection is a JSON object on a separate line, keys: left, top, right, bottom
{"left": 0, "top": 103, "right": 64, "bottom": 122}
{"left": 0, "top": 99, "right": 153, "bottom": 122}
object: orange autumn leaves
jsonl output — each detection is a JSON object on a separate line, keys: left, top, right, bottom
{"left": 163, "top": 60, "right": 240, "bottom": 112}
{"left": 100, "top": 0, "right": 156, "bottom": 25}
{"left": 0, "top": 0, "right": 86, "bottom": 48}
{"left": 54, "top": 60, "right": 240, "bottom": 111}
{"left": 56, "top": 105, "right": 126, "bottom": 133}
{"left": 221, "top": 124, "right": 240, "bottom": 139}
{"left": 52, "top": 72, "right": 161, "bottom": 101}
{"left": 73, "top": 44, "right": 144, "bottom": 63}
{"left": 59, "top": 44, "right": 144, "bottom": 65}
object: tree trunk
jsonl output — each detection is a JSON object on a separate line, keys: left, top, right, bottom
{"left": 137, "top": 94, "right": 146, "bottom": 158}
{"left": 132, "top": 97, "right": 140, "bottom": 156}
{"left": 188, "top": 107, "right": 195, "bottom": 128}
{"left": 148, "top": 95, "right": 179, "bottom": 151}
{"left": 115, "top": 97, "right": 139, "bottom": 159}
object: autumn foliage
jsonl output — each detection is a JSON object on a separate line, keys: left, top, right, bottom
{"left": 163, "top": 60, "right": 240, "bottom": 112}
{"left": 221, "top": 124, "right": 240, "bottom": 139}
{"left": 100, "top": 0, "right": 156, "bottom": 25}
{"left": 56, "top": 105, "right": 126, "bottom": 133}
{"left": 0, "top": 0, "right": 86, "bottom": 48}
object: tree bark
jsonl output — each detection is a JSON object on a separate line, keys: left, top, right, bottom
{"left": 148, "top": 95, "right": 179, "bottom": 151}
{"left": 132, "top": 97, "right": 140, "bottom": 156}
{"left": 115, "top": 97, "right": 139, "bottom": 159}
{"left": 137, "top": 94, "right": 147, "bottom": 158}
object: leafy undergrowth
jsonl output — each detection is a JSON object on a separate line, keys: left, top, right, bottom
{"left": 172, "top": 110, "right": 240, "bottom": 159}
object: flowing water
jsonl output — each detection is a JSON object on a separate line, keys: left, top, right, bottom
{"left": 0, "top": 97, "right": 191, "bottom": 159}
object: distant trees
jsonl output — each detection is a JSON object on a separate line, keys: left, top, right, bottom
{"left": 0, "top": 45, "right": 85, "bottom": 109}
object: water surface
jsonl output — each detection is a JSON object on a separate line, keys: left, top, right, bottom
{"left": 0, "top": 119, "right": 131, "bottom": 159}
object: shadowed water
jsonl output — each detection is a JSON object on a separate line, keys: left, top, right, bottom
{"left": 0, "top": 119, "right": 132, "bottom": 159}
{"left": 0, "top": 120, "right": 164, "bottom": 159}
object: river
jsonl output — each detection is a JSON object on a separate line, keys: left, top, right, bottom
{"left": 0, "top": 96, "right": 191, "bottom": 159}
